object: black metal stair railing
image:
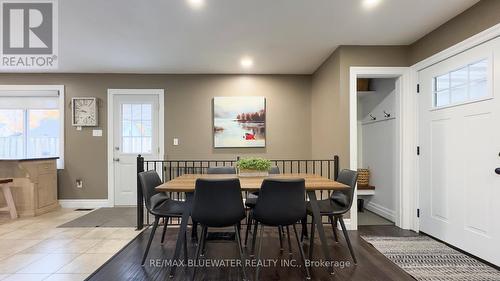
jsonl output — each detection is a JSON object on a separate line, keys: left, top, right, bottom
{"left": 136, "top": 155, "right": 340, "bottom": 229}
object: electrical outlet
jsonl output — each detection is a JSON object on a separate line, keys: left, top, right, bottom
{"left": 76, "top": 179, "right": 83, "bottom": 189}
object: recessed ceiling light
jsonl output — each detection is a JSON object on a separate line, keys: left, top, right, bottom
{"left": 240, "top": 57, "right": 254, "bottom": 68}
{"left": 187, "top": 0, "right": 204, "bottom": 9}
{"left": 362, "top": 0, "right": 381, "bottom": 9}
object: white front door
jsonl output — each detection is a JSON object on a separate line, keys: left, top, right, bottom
{"left": 418, "top": 37, "right": 500, "bottom": 265}
{"left": 112, "top": 92, "right": 161, "bottom": 206}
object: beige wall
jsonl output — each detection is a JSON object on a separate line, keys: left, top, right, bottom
{"left": 311, "top": 49, "right": 341, "bottom": 160}
{"left": 409, "top": 0, "right": 500, "bottom": 64}
{"left": 311, "top": 46, "right": 408, "bottom": 168}
{"left": 0, "top": 74, "right": 312, "bottom": 199}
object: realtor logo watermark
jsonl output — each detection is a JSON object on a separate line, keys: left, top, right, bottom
{"left": 1, "top": 0, "right": 58, "bottom": 70}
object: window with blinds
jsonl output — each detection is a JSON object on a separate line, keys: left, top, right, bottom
{"left": 0, "top": 89, "right": 64, "bottom": 168}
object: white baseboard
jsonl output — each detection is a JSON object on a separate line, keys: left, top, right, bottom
{"left": 365, "top": 201, "right": 395, "bottom": 222}
{"left": 58, "top": 199, "right": 111, "bottom": 209}
{"left": 341, "top": 218, "right": 353, "bottom": 230}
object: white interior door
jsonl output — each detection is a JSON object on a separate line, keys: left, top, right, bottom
{"left": 418, "top": 37, "right": 500, "bottom": 265}
{"left": 112, "top": 92, "right": 161, "bottom": 206}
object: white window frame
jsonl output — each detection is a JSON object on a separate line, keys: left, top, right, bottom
{"left": 431, "top": 56, "right": 493, "bottom": 111}
{"left": 0, "top": 85, "right": 65, "bottom": 169}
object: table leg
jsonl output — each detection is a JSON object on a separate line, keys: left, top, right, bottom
{"left": 136, "top": 186, "right": 144, "bottom": 230}
{"left": 169, "top": 192, "right": 193, "bottom": 278}
{"left": 1, "top": 184, "right": 17, "bottom": 219}
{"left": 307, "top": 191, "right": 334, "bottom": 275}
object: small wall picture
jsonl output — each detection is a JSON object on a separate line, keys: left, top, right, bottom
{"left": 213, "top": 96, "right": 266, "bottom": 148}
{"left": 72, "top": 97, "right": 98, "bottom": 127}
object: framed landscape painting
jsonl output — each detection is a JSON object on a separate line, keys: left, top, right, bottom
{"left": 213, "top": 96, "right": 266, "bottom": 148}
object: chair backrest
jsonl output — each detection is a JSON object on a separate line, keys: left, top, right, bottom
{"left": 269, "top": 166, "right": 280, "bottom": 174}
{"left": 138, "top": 170, "right": 163, "bottom": 212}
{"left": 253, "top": 179, "right": 305, "bottom": 226}
{"left": 330, "top": 169, "right": 358, "bottom": 212}
{"left": 207, "top": 166, "right": 236, "bottom": 174}
{"left": 191, "top": 178, "right": 245, "bottom": 227}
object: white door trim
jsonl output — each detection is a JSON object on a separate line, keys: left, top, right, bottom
{"left": 349, "top": 67, "right": 413, "bottom": 230}
{"left": 349, "top": 23, "right": 500, "bottom": 232}
{"left": 107, "top": 89, "right": 165, "bottom": 207}
{"left": 409, "top": 22, "right": 500, "bottom": 232}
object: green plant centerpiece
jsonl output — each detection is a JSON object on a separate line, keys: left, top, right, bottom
{"left": 236, "top": 157, "right": 272, "bottom": 177}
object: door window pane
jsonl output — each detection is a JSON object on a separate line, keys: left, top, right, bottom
{"left": 122, "top": 104, "right": 132, "bottom": 120}
{"left": 132, "top": 137, "right": 141, "bottom": 153}
{"left": 450, "top": 67, "right": 467, "bottom": 87}
{"left": 469, "top": 60, "right": 488, "bottom": 81}
{"left": 27, "top": 110, "right": 60, "bottom": 158}
{"left": 0, "top": 110, "right": 24, "bottom": 158}
{"left": 469, "top": 80, "right": 488, "bottom": 100}
{"left": 142, "top": 104, "right": 152, "bottom": 120}
{"left": 435, "top": 74, "right": 449, "bottom": 91}
{"left": 132, "top": 105, "right": 142, "bottom": 120}
{"left": 450, "top": 85, "right": 467, "bottom": 104}
{"left": 142, "top": 121, "right": 152, "bottom": 136}
{"left": 142, "top": 137, "right": 152, "bottom": 153}
{"left": 122, "top": 120, "right": 132, "bottom": 136}
{"left": 435, "top": 90, "right": 450, "bottom": 107}
{"left": 131, "top": 121, "right": 142, "bottom": 136}
{"left": 121, "top": 103, "right": 153, "bottom": 154}
{"left": 432, "top": 58, "right": 490, "bottom": 108}
{"left": 123, "top": 137, "right": 132, "bottom": 152}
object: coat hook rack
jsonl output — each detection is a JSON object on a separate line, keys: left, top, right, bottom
{"left": 383, "top": 110, "right": 391, "bottom": 118}
{"left": 369, "top": 114, "right": 376, "bottom": 120}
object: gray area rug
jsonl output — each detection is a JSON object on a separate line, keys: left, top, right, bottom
{"left": 58, "top": 207, "right": 137, "bottom": 228}
{"left": 362, "top": 236, "right": 500, "bottom": 281}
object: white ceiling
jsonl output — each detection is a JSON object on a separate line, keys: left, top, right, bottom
{"left": 57, "top": 0, "right": 479, "bottom": 74}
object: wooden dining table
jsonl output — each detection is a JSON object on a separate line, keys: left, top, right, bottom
{"left": 156, "top": 173, "right": 349, "bottom": 277}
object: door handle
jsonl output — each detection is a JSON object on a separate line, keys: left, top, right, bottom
{"left": 496, "top": 168, "right": 500, "bottom": 175}
{"left": 113, "top": 158, "right": 120, "bottom": 162}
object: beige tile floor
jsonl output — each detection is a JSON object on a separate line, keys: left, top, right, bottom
{"left": 0, "top": 209, "right": 142, "bottom": 281}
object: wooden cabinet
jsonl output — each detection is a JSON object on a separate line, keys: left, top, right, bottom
{"left": 0, "top": 158, "right": 60, "bottom": 217}
{"left": 37, "top": 172, "right": 57, "bottom": 209}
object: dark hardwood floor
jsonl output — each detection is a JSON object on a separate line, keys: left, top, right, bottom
{"left": 87, "top": 224, "right": 418, "bottom": 281}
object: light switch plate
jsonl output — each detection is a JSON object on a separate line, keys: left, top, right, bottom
{"left": 92, "top": 129, "right": 102, "bottom": 137}
{"left": 173, "top": 138, "right": 179, "bottom": 146}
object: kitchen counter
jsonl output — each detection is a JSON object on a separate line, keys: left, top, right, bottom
{"left": 0, "top": 158, "right": 59, "bottom": 217}
{"left": 0, "top": 157, "right": 59, "bottom": 162}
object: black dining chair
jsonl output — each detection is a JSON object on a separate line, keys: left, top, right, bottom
{"left": 252, "top": 179, "right": 310, "bottom": 280}
{"left": 244, "top": 166, "right": 292, "bottom": 255}
{"left": 138, "top": 170, "right": 188, "bottom": 266}
{"left": 244, "top": 166, "right": 280, "bottom": 209}
{"left": 207, "top": 166, "right": 237, "bottom": 174}
{"left": 191, "top": 178, "right": 247, "bottom": 280}
{"left": 192, "top": 166, "right": 237, "bottom": 241}
{"left": 305, "top": 169, "right": 358, "bottom": 263}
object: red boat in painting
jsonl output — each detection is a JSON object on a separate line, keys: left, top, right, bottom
{"left": 244, "top": 133, "right": 256, "bottom": 140}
